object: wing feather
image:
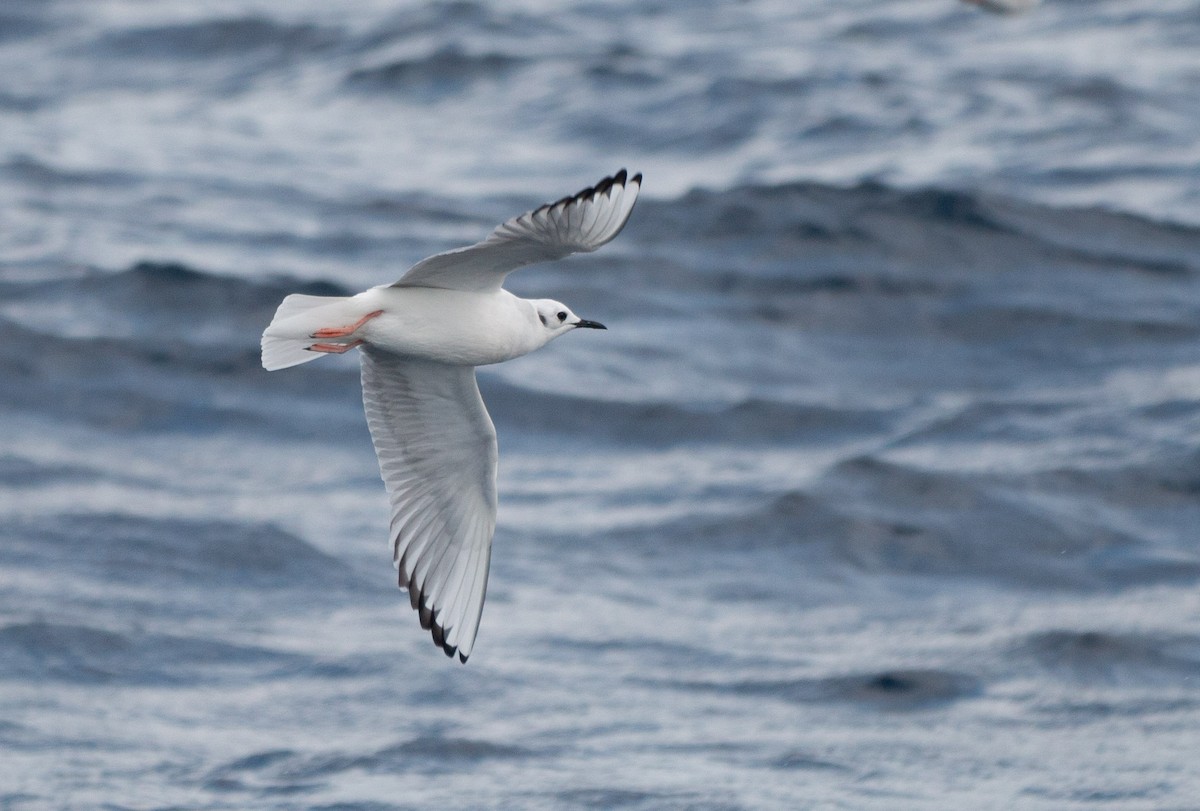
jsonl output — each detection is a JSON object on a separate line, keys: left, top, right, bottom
{"left": 393, "top": 169, "right": 642, "bottom": 293}
{"left": 360, "top": 347, "right": 497, "bottom": 662}
{"left": 424, "top": 505, "right": 474, "bottom": 609}
{"left": 579, "top": 196, "right": 603, "bottom": 241}
{"left": 592, "top": 183, "right": 626, "bottom": 245}
{"left": 439, "top": 512, "right": 481, "bottom": 648}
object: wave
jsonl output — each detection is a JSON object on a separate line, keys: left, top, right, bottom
{"left": 91, "top": 17, "right": 340, "bottom": 62}
{"left": 0, "top": 264, "right": 364, "bottom": 436}
{"left": 0, "top": 6, "right": 53, "bottom": 45}
{"left": 72, "top": 16, "right": 345, "bottom": 97}
{"left": 481, "top": 379, "right": 895, "bottom": 447}
{"left": 936, "top": 303, "right": 1199, "bottom": 346}
{"left": 205, "top": 735, "right": 531, "bottom": 793}
{"left": 1030, "top": 452, "right": 1200, "bottom": 508}
{"left": 667, "top": 667, "right": 982, "bottom": 711}
{"left": 1, "top": 258, "right": 347, "bottom": 309}
{"left": 345, "top": 1, "right": 562, "bottom": 56}
{"left": 344, "top": 46, "right": 524, "bottom": 100}
{"left": 0, "top": 455, "right": 97, "bottom": 488}
{"left": 3, "top": 513, "right": 361, "bottom": 591}
{"left": 814, "top": 456, "right": 1200, "bottom": 588}
{"left": 6, "top": 173, "right": 1198, "bottom": 305}
{"left": 13, "top": 260, "right": 349, "bottom": 344}
{"left": 638, "top": 179, "right": 1200, "bottom": 272}
{"left": 1, "top": 154, "right": 141, "bottom": 190}
{"left": 0, "top": 620, "right": 308, "bottom": 685}
{"left": 605, "top": 455, "right": 1200, "bottom": 590}
{"left": 1013, "top": 629, "right": 1200, "bottom": 686}
{"left": 0, "top": 317, "right": 357, "bottom": 435}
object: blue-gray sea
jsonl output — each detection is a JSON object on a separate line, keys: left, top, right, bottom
{"left": 2, "top": 1, "right": 1200, "bottom": 808}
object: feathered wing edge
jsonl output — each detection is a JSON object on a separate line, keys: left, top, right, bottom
{"left": 360, "top": 348, "right": 498, "bottom": 663}
{"left": 391, "top": 169, "right": 642, "bottom": 292}
{"left": 487, "top": 168, "right": 642, "bottom": 251}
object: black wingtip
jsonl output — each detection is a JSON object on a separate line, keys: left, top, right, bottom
{"left": 431, "top": 621, "right": 458, "bottom": 659}
{"left": 593, "top": 174, "right": 616, "bottom": 198}
{"left": 418, "top": 592, "right": 434, "bottom": 629}
{"left": 592, "top": 170, "right": 626, "bottom": 199}
{"left": 397, "top": 564, "right": 469, "bottom": 662}
{"left": 538, "top": 169, "right": 640, "bottom": 215}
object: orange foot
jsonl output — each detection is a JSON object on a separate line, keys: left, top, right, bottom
{"left": 307, "top": 339, "right": 364, "bottom": 354}
{"left": 311, "top": 309, "right": 384, "bottom": 339}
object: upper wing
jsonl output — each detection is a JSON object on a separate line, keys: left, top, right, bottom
{"left": 393, "top": 169, "right": 641, "bottom": 293}
{"left": 359, "top": 347, "right": 497, "bottom": 662}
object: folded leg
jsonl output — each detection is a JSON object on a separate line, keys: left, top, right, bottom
{"left": 311, "top": 310, "right": 383, "bottom": 339}
{"left": 307, "top": 339, "right": 364, "bottom": 354}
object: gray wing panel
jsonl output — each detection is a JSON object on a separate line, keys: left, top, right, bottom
{"left": 393, "top": 169, "right": 641, "bottom": 292}
{"left": 359, "top": 347, "right": 497, "bottom": 662}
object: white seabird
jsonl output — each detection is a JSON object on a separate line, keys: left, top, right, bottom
{"left": 261, "top": 170, "right": 642, "bottom": 662}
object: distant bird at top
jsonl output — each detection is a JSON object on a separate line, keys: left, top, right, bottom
{"left": 261, "top": 170, "right": 641, "bottom": 662}
{"left": 961, "top": 0, "right": 1039, "bottom": 14}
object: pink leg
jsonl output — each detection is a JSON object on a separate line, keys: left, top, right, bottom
{"left": 311, "top": 310, "right": 383, "bottom": 339}
{"left": 307, "top": 339, "right": 364, "bottom": 354}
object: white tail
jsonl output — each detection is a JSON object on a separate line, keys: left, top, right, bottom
{"left": 261, "top": 293, "right": 350, "bottom": 371}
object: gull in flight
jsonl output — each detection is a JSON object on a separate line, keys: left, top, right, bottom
{"left": 262, "top": 170, "right": 642, "bottom": 662}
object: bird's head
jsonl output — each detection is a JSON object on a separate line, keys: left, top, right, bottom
{"left": 531, "top": 299, "right": 606, "bottom": 340}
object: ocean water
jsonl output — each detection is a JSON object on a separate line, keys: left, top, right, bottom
{"left": 2, "top": 1, "right": 1200, "bottom": 808}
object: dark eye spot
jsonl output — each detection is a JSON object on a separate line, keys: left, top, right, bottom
{"left": 539, "top": 314, "right": 547, "bottom": 326}
{"left": 557, "top": 311, "right": 567, "bottom": 321}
